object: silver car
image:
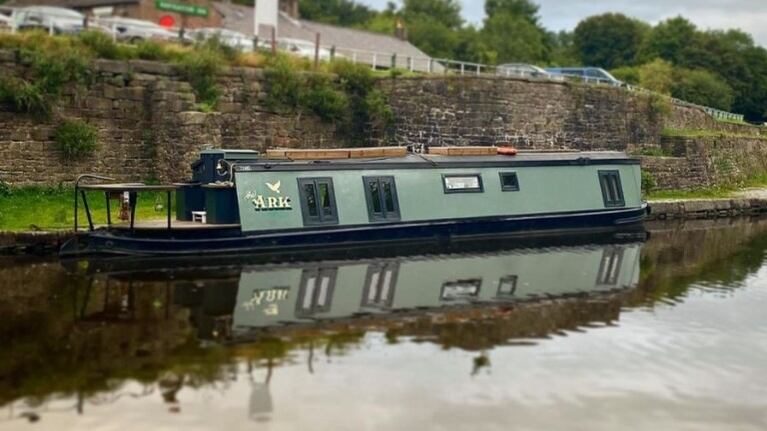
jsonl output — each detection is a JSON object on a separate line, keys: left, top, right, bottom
{"left": 96, "top": 17, "right": 178, "bottom": 42}
{"left": 13, "top": 6, "right": 86, "bottom": 34}
{"left": 496, "top": 63, "right": 554, "bottom": 78}
{"left": 185, "top": 27, "right": 255, "bottom": 51}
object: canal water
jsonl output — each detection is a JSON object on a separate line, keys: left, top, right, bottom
{"left": 1, "top": 218, "right": 767, "bottom": 430}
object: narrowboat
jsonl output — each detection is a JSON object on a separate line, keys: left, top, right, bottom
{"left": 60, "top": 146, "right": 648, "bottom": 257}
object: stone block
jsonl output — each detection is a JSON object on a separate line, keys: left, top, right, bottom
{"left": 0, "top": 50, "right": 17, "bottom": 62}
{"left": 178, "top": 111, "right": 209, "bottom": 126}
{"left": 129, "top": 60, "right": 177, "bottom": 76}
{"left": 93, "top": 59, "right": 130, "bottom": 75}
{"left": 683, "top": 200, "right": 716, "bottom": 213}
{"left": 85, "top": 97, "right": 114, "bottom": 111}
{"left": 115, "top": 87, "right": 145, "bottom": 101}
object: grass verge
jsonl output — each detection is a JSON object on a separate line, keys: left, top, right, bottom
{"left": 661, "top": 128, "right": 767, "bottom": 140}
{"left": 647, "top": 172, "right": 767, "bottom": 201}
{"left": 0, "top": 186, "right": 172, "bottom": 231}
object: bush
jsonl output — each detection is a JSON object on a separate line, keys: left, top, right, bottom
{"left": 364, "top": 89, "right": 394, "bottom": 129}
{"left": 55, "top": 119, "right": 99, "bottom": 161}
{"left": 264, "top": 54, "right": 304, "bottom": 112}
{"left": 301, "top": 75, "right": 348, "bottom": 121}
{"left": 641, "top": 171, "right": 656, "bottom": 193}
{"left": 135, "top": 40, "right": 173, "bottom": 61}
{"left": 331, "top": 60, "right": 375, "bottom": 95}
{"left": 0, "top": 181, "right": 11, "bottom": 197}
{"left": 177, "top": 47, "right": 223, "bottom": 108}
{"left": 78, "top": 31, "right": 124, "bottom": 60}
{"left": 0, "top": 78, "right": 49, "bottom": 115}
{"left": 648, "top": 94, "right": 672, "bottom": 119}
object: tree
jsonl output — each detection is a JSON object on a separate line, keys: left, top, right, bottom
{"left": 672, "top": 68, "right": 735, "bottom": 111}
{"left": 481, "top": 12, "right": 548, "bottom": 64}
{"left": 573, "top": 13, "right": 648, "bottom": 69}
{"left": 639, "top": 59, "right": 674, "bottom": 94}
{"left": 402, "top": 0, "right": 463, "bottom": 30}
{"left": 404, "top": 16, "right": 461, "bottom": 59}
{"left": 638, "top": 16, "right": 697, "bottom": 64}
{"left": 610, "top": 66, "right": 639, "bottom": 85}
{"left": 485, "top": 0, "right": 540, "bottom": 24}
{"left": 547, "top": 30, "right": 579, "bottom": 66}
{"left": 298, "top": 0, "right": 375, "bottom": 27}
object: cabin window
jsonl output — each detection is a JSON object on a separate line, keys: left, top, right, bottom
{"left": 363, "top": 176, "right": 401, "bottom": 222}
{"left": 443, "top": 174, "right": 483, "bottom": 193}
{"left": 499, "top": 172, "right": 520, "bottom": 191}
{"left": 598, "top": 171, "right": 625, "bottom": 207}
{"left": 497, "top": 275, "right": 518, "bottom": 298}
{"left": 441, "top": 279, "right": 482, "bottom": 301}
{"left": 298, "top": 178, "right": 339, "bottom": 225}
{"left": 296, "top": 268, "right": 337, "bottom": 317}
{"left": 361, "top": 262, "right": 400, "bottom": 309}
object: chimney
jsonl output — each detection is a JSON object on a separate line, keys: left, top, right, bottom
{"left": 279, "top": 0, "right": 299, "bottom": 19}
{"left": 394, "top": 18, "right": 407, "bottom": 41}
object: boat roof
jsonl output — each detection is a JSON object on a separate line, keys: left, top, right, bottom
{"left": 235, "top": 151, "right": 639, "bottom": 172}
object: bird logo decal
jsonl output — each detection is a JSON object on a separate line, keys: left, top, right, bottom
{"left": 266, "top": 181, "right": 281, "bottom": 194}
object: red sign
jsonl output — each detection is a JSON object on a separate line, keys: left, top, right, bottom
{"left": 158, "top": 15, "right": 175, "bottom": 28}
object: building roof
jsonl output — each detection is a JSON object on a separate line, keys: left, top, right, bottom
{"left": 212, "top": 2, "right": 438, "bottom": 72}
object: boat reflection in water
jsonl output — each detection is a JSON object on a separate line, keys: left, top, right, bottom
{"left": 163, "top": 238, "right": 643, "bottom": 340}
{"left": 73, "top": 237, "right": 643, "bottom": 424}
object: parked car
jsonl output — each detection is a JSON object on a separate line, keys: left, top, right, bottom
{"left": 276, "top": 37, "right": 335, "bottom": 60}
{"left": 545, "top": 67, "right": 623, "bottom": 86}
{"left": 96, "top": 16, "right": 177, "bottom": 42}
{"left": 0, "top": 12, "right": 12, "bottom": 31}
{"left": 496, "top": 63, "right": 563, "bottom": 80}
{"left": 185, "top": 27, "right": 255, "bottom": 51}
{"left": 13, "top": 6, "right": 86, "bottom": 34}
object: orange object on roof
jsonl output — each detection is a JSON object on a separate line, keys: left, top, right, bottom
{"left": 497, "top": 146, "right": 518, "bottom": 156}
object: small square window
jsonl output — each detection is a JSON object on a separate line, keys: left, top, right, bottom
{"left": 497, "top": 275, "right": 518, "bottom": 298}
{"left": 499, "top": 172, "right": 520, "bottom": 192}
{"left": 443, "top": 174, "right": 483, "bottom": 194}
{"left": 440, "top": 279, "right": 482, "bottom": 301}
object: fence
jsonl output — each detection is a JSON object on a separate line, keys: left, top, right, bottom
{"left": 0, "top": 5, "right": 750, "bottom": 124}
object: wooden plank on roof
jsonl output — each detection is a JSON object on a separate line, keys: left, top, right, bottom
{"left": 349, "top": 146, "right": 408, "bottom": 158}
{"left": 428, "top": 146, "right": 498, "bottom": 156}
{"left": 266, "top": 148, "right": 351, "bottom": 160}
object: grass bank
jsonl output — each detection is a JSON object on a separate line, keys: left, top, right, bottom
{"left": 646, "top": 172, "right": 767, "bottom": 201}
{"left": 0, "top": 186, "right": 172, "bottom": 231}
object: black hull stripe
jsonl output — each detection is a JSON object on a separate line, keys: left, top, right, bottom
{"left": 62, "top": 206, "right": 648, "bottom": 257}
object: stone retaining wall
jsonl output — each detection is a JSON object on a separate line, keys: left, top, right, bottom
{"left": 1, "top": 50, "right": 766, "bottom": 188}
{"left": 647, "top": 198, "right": 767, "bottom": 220}
{"left": 0, "top": 52, "right": 341, "bottom": 186}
